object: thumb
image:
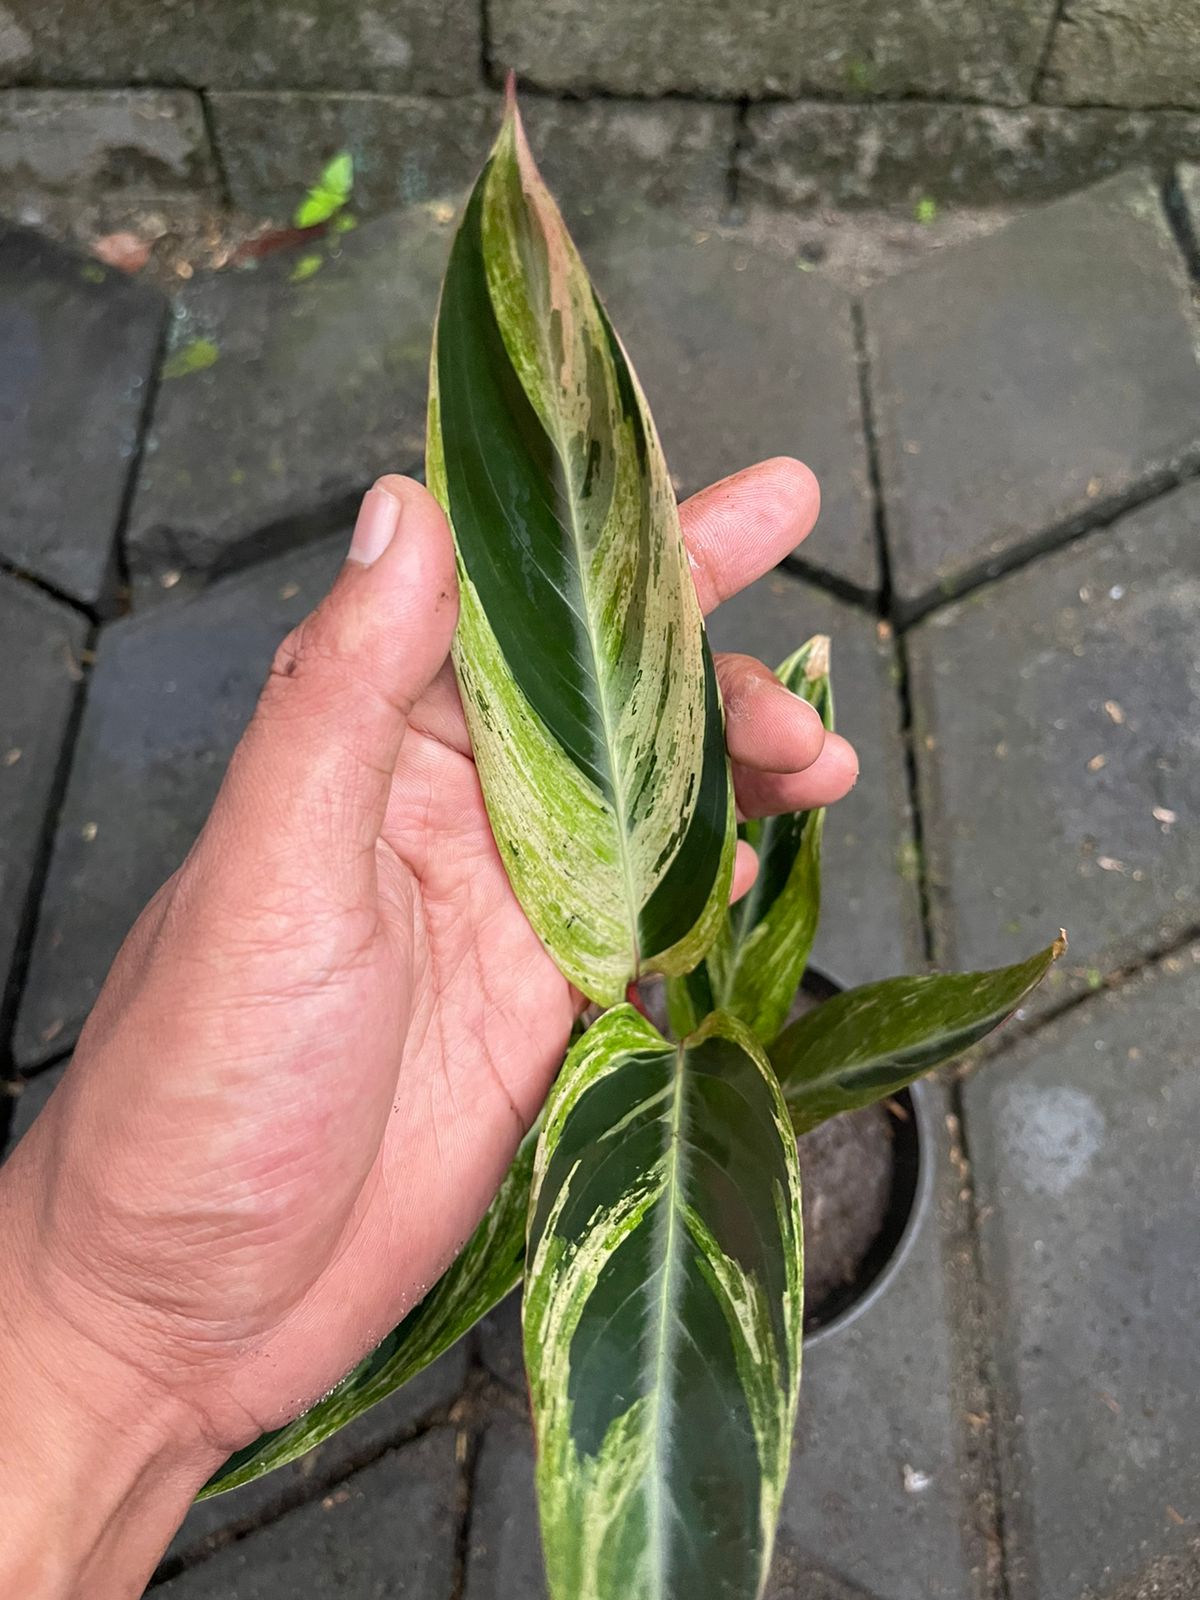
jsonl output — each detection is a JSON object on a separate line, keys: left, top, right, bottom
{"left": 199, "top": 475, "right": 459, "bottom": 908}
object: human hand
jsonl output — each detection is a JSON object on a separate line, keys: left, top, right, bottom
{"left": 0, "top": 458, "right": 857, "bottom": 1596}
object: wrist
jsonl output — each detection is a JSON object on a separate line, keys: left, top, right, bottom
{"left": 0, "top": 1171, "right": 222, "bottom": 1598}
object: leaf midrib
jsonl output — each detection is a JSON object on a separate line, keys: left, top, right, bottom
{"left": 521, "top": 238, "right": 642, "bottom": 971}
{"left": 644, "top": 1038, "right": 689, "bottom": 1589}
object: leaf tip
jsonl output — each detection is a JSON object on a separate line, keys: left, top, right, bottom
{"left": 1053, "top": 928, "right": 1068, "bottom": 960}
{"left": 805, "top": 634, "right": 831, "bottom": 681}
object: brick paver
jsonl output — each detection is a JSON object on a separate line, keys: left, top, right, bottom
{"left": 966, "top": 947, "right": 1200, "bottom": 1600}
{"left": 909, "top": 480, "right": 1200, "bottom": 1016}
{"left": 125, "top": 209, "right": 450, "bottom": 599}
{"left": 864, "top": 172, "right": 1200, "bottom": 615}
{"left": 15, "top": 534, "right": 345, "bottom": 1067}
{"left": 0, "top": 575, "right": 85, "bottom": 1015}
{"left": 0, "top": 222, "right": 164, "bottom": 603}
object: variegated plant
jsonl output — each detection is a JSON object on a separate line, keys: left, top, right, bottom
{"left": 202, "top": 91, "right": 1062, "bottom": 1600}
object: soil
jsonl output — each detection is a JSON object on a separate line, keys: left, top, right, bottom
{"left": 798, "top": 1101, "right": 894, "bottom": 1324}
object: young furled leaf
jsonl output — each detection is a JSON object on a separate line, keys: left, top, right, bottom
{"left": 524, "top": 1005, "right": 803, "bottom": 1600}
{"left": 427, "top": 92, "right": 735, "bottom": 1004}
{"left": 667, "top": 636, "right": 831, "bottom": 1044}
{"left": 200, "top": 1130, "right": 536, "bottom": 1498}
{"left": 773, "top": 937, "right": 1066, "bottom": 1134}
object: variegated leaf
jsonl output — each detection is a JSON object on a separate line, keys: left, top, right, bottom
{"left": 773, "top": 937, "right": 1066, "bottom": 1134}
{"left": 667, "top": 636, "right": 831, "bottom": 1044}
{"left": 200, "top": 1130, "right": 536, "bottom": 1498}
{"left": 524, "top": 1005, "right": 803, "bottom": 1600}
{"left": 427, "top": 91, "right": 735, "bottom": 1005}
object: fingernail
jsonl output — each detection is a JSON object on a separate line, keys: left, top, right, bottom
{"left": 348, "top": 483, "right": 403, "bottom": 566}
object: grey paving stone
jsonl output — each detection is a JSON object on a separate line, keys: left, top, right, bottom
{"left": 213, "top": 92, "right": 735, "bottom": 224}
{"left": 0, "top": 90, "right": 216, "bottom": 209}
{"left": 965, "top": 947, "right": 1200, "bottom": 1600}
{"left": 0, "top": 221, "right": 165, "bottom": 603}
{"left": 0, "top": 577, "right": 85, "bottom": 1017}
{"left": 14, "top": 534, "right": 345, "bottom": 1067}
{"left": 490, "top": 0, "right": 1053, "bottom": 103}
{"left": 464, "top": 1420, "right": 547, "bottom": 1600}
{"left": 863, "top": 172, "right": 1200, "bottom": 614}
{"left": 742, "top": 101, "right": 1200, "bottom": 211}
{"left": 705, "top": 569, "right": 923, "bottom": 989}
{"left": 0, "top": 0, "right": 481, "bottom": 92}
{"left": 1042, "top": 0, "right": 1200, "bottom": 110}
{"left": 165, "top": 1347, "right": 468, "bottom": 1570}
{"left": 1, "top": 1058, "right": 66, "bottom": 1159}
{"left": 908, "top": 479, "right": 1200, "bottom": 1017}
{"left": 158, "top": 1428, "right": 460, "bottom": 1597}
{"left": 467, "top": 1086, "right": 975, "bottom": 1600}
{"left": 572, "top": 211, "right": 877, "bottom": 596}
{"left": 126, "top": 208, "right": 451, "bottom": 596}
{"left": 478, "top": 1290, "right": 525, "bottom": 1395}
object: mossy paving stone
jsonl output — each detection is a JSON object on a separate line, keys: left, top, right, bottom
{"left": 14, "top": 533, "right": 347, "bottom": 1068}
{"left": 125, "top": 205, "right": 452, "bottom": 600}
{"left": 211, "top": 93, "right": 735, "bottom": 224}
{"left": 863, "top": 172, "right": 1200, "bottom": 616}
{"left": 965, "top": 948, "right": 1200, "bottom": 1600}
{"left": 909, "top": 479, "right": 1200, "bottom": 1018}
{"left": 155, "top": 1429, "right": 460, "bottom": 1597}
{"left": 0, "top": 575, "right": 86, "bottom": 1027}
{"left": 0, "top": 220, "right": 165, "bottom": 603}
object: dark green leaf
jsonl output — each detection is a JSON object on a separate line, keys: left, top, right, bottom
{"left": 773, "top": 937, "right": 1066, "bottom": 1134}
{"left": 524, "top": 1005, "right": 803, "bottom": 1600}
{"left": 200, "top": 1130, "right": 536, "bottom": 1498}
{"left": 427, "top": 92, "right": 735, "bottom": 1005}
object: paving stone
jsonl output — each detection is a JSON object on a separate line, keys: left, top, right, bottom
{"left": 742, "top": 101, "right": 1200, "bottom": 211}
{"left": 964, "top": 948, "right": 1200, "bottom": 1600}
{"left": 571, "top": 209, "right": 877, "bottom": 596}
{"left": 158, "top": 1428, "right": 459, "bottom": 1597}
{"left": 864, "top": 173, "right": 1200, "bottom": 614}
{"left": 1, "top": 1058, "right": 66, "bottom": 1159}
{"left": 490, "top": 0, "right": 1053, "bottom": 103}
{"left": 478, "top": 1290, "right": 525, "bottom": 1395}
{"left": 908, "top": 480, "right": 1200, "bottom": 1017}
{"left": 165, "top": 1347, "right": 468, "bottom": 1571}
{"left": 126, "top": 208, "right": 451, "bottom": 595}
{"left": 467, "top": 1085, "right": 975, "bottom": 1600}
{"left": 0, "top": 0, "right": 480, "bottom": 92}
{"left": 705, "top": 569, "right": 923, "bottom": 989}
{"left": 464, "top": 1420, "right": 547, "bottom": 1600}
{"left": 213, "top": 92, "right": 734, "bottom": 223}
{"left": 0, "top": 221, "right": 166, "bottom": 602}
{"left": 1042, "top": 0, "right": 1200, "bottom": 110}
{"left": 0, "top": 89, "right": 216, "bottom": 209}
{"left": 14, "top": 534, "right": 345, "bottom": 1067}
{"left": 0, "top": 577, "right": 85, "bottom": 1019}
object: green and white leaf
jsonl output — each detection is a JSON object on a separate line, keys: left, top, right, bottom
{"left": 427, "top": 93, "right": 735, "bottom": 1005}
{"left": 200, "top": 1129, "right": 536, "bottom": 1498}
{"left": 524, "top": 1005, "right": 803, "bottom": 1600}
{"left": 773, "top": 936, "right": 1066, "bottom": 1134}
{"left": 667, "top": 636, "right": 831, "bottom": 1045}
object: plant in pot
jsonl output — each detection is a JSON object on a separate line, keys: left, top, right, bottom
{"left": 200, "top": 91, "right": 1062, "bottom": 1599}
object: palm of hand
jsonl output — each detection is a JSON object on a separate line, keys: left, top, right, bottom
{"left": 12, "top": 463, "right": 855, "bottom": 1461}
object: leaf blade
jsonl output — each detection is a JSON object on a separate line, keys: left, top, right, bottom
{"left": 200, "top": 1131, "right": 536, "bottom": 1498}
{"left": 524, "top": 1005, "right": 803, "bottom": 1600}
{"left": 773, "top": 937, "right": 1066, "bottom": 1134}
{"left": 668, "top": 635, "right": 831, "bottom": 1044}
{"left": 427, "top": 100, "right": 735, "bottom": 1004}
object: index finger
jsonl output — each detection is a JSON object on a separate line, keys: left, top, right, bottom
{"left": 679, "top": 457, "right": 820, "bottom": 616}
